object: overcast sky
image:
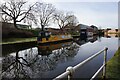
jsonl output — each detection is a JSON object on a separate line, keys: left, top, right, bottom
{"left": 30, "top": 0, "right": 119, "bottom": 29}
{"left": 53, "top": 2, "right": 118, "bottom": 29}
{"left": 0, "top": 0, "right": 119, "bottom": 29}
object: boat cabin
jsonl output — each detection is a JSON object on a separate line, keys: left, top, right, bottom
{"left": 37, "top": 31, "right": 51, "bottom": 41}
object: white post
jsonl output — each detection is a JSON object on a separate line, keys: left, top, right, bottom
{"left": 103, "top": 47, "right": 108, "bottom": 79}
{"left": 66, "top": 66, "right": 74, "bottom": 80}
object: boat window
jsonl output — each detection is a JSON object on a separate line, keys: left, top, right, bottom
{"left": 49, "top": 32, "right": 51, "bottom": 35}
{"left": 62, "top": 35, "right": 65, "bottom": 38}
{"left": 39, "top": 33, "right": 41, "bottom": 36}
{"left": 45, "top": 33, "right": 48, "bottom": 36}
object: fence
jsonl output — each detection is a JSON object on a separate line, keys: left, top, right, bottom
{"left": 53, "top": 47, "right": 108, "bottom": 80}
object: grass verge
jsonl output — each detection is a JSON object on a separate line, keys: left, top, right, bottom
{"left": 1, "top": 37, "right": 37, "bottom": 45}
{"left": 106, "top": 47, "right": 120, "bottom": 79}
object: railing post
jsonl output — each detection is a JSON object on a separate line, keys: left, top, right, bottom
{"left": 103, "top": 47, "right": 108, "bottom": 79}
{"left": 66, "top": 66, "right": 74, "bottom": 80}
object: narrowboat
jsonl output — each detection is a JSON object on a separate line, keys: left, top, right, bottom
{"left": 37, "top": 30, "right": 73, "bottom": 44}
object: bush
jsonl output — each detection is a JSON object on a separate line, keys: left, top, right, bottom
{"left": 2, "top": 26, "right": 34, "bottom": 39}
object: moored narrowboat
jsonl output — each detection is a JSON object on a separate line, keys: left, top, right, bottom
{"left": 37, "top": 30, "right": 73, "bottom": 44}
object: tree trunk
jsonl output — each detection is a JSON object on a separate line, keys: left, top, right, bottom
{"left": 13, "top": 20, "right": 18, "bottom": 29}
{"left": 60, "top": 28, "right": 63, "bottom": 31}
{"left": 41, "top": 25, "right": 44, "bottom": 31}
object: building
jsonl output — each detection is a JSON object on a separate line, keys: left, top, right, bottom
{"left": 107, "top": 29, "right": 119, "bottom": 34}
{"left": 64, "top": 23, "right": 98, "bottom": 37}
{"left": 90, "top": 25, "right": 98, "bottom": 35}
{"left": 79, "top": 24, "right": 94, "bottom": 37}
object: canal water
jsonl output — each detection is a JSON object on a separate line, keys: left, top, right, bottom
{"left": 0, "top": 35, "right": 119, "bottom": 79}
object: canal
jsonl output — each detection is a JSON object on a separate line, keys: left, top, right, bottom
{"left": 0, "top": 35, "right": 119, "bottom": 79}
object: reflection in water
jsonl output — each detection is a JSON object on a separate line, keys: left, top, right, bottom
{"left": 38, "top": 42, "right": 73, "bottom": 55}
{"left": 1, "top": 41, "right": 79, "bottom": 79}
{"left": 1, "top": 51, "right": 31, "bottom": 79}
{"left": 73, "top": 36, "right": 98, "bottom": 46}
{"left": 25, "top": 42, "right": 79, "bottom": 78}
{"left": 2, "top": 42, "right": 36, "bottom": 56}
{"left": 2, "top": 36, "right": 113, "bottom": 79}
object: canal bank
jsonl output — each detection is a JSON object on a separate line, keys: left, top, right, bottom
{"left": 1, "top": 37, "right": 37, "bottom": 45}
{"left": 106, "top": 47, "right": 120, "bottom": 79}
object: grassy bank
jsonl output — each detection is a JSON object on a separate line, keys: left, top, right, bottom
{"left": 1, "top": 37, "right": 37, "bottom": 45}
{"left": 106, "top": 47, "right": 120, "bottom": 79}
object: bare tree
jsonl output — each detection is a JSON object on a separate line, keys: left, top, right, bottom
{"left": 53, "top": 11, "right": 78, "bottom": 30}
{"left": 0, "top": 0, "right": 35, "bottom": 29}
{"left": 23, "top": 12, "right": 37, "bottom": 29}
{"left": 66, "top": 14, "right": 79, "bottom": 27}
{"left": 32, "top": 2, "right": 56, "bottom": 31}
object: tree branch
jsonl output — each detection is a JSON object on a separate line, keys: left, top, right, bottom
{"left": 1, "top": 9, "right": 13, "bottom": 18}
